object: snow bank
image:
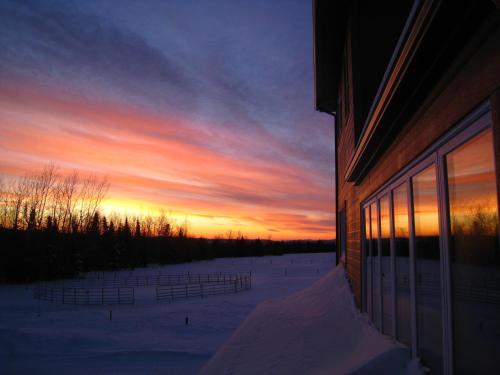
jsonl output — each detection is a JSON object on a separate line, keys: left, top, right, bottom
{"left": 200, "top": 264, "right": 417, "bottom": 375}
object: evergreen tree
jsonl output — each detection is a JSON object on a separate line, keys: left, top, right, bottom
{"left": 122, "top": 217, "right": 131, "bottom": 238}
{"left": 27, "top": 208, "right": 36, "bottom": 231}
{"left": 89, "top": 212, "right": 100, "bottom": 235}
{"left": 101, "top": 216, "right": 108, "bottom": 233}
{"left": 135, "top": 219, "right": 141, "bottom": 237}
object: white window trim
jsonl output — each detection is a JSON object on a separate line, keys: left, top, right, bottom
{"left": 360, "top": 101, "right": 494, "bottom": 374}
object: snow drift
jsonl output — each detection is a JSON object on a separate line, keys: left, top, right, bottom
{"left": 200, "top": 264, "right": 417, "bottom": 375}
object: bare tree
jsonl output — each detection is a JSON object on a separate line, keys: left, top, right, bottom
{"left": 36, "top": 164, "right": 57, "bottom": 228}
{"left": 143, "top": 214, "right": 154, "bottom": 237}
{"left": 60, "top": 171, "right": 79, "bottom": 233}
{"left": 75, "top": 175, "right": 109, "bottom": 232}
{"left": 20, "top": 164, "right": 58, "bottom": 230}
{"left": 176, "top": 217, "right": 190, "bottom": 238}
{"left": 156, "top": 209, "right": 172, "bottom": 237}
{"left": 11, "top": 176, "right": 30, "bottom": 230}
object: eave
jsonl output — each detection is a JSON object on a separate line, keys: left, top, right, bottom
{"left": 344, "top": 0, "right": 438, "bottom": 183}
{"left": 313, "top": 0, "right": 350, "bottom": 114}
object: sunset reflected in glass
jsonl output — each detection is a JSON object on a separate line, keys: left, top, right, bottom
{"left": 413, "top": 164, "right": 442, "bottom": 373}
{"left": 447, "top": 128, "right": 500, "bottom": 374}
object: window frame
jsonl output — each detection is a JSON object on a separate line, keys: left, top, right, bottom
{"left": 360, "top": 101, "right": 494, "bottom": 374}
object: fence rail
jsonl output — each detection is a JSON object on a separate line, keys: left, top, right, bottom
{"left": 156, "top": 275, "right": 252, "bottom": 302}
{"left": 33, "top": 272, "right": 251, "bottom": 305}
{"left": 61, "top": 272, "right": 247, "bottom": 288}
{"left": 33, "top": 285, "right": 135, "bottom": 305}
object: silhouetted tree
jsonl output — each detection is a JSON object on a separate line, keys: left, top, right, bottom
{"left": 135, "top": 219, "right": 141, "bottom": 238}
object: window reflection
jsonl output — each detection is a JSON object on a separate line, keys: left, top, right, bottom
{"left": 364, "top": 206, "right": 372, "bottom": 317}
{"left": 413, "top": 165, "right": 442, "bottom": 374}
{"left": 380, "top": 195, "right": 392, "bottom": 335}
{"left": 393, "top": 183, "right": 411, "bottom": 346}
{"left": 447, "top": 129, "right": 500, "bottom": 374}
{"left": 371, "top": 201, "right": 381, "bottom": 329}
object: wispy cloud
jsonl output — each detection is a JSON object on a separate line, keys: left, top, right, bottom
{"left": 0, "top": 0, "right": 334, "bottom": 239}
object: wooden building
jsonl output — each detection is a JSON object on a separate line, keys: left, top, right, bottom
{"left": 313, "top": 0, "right": 500, "bottom": 373}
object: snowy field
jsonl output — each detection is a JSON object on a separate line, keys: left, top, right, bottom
{"left": 0, "top": 252, "right": 335, "bottom": 374}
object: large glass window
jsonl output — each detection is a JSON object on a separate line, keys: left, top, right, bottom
{"left": 380, "top": 195, "right": 392, "bottom": 335}
{"left": 364, "top": 206, "right": 372, "bottom": 317}
{"left": 393, "top": 183, "right": 411, "bottom": 346}
{"left": 446, "top": 129, "right": 500, "bottom": 374}
{"left": 371, "top": 201, "right": 381, "bottom": 329}
{"left": 413, "top": 165, "right": 442, "bottom": 374}
{"left": 360, "top": 111, "right": 498, "bottom": 374}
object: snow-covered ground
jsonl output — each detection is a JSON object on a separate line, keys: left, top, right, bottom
{"left": 201, "top": 261, "right": 420, "bottom": 375}
{"left": 0, "top": 252, "right": 335, "bottom": 374}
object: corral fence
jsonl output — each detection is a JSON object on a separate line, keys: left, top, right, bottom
{"left": 156, "top": 273, "right": 252, "bottom": 303}
{"left": 61, "top": 272, "right": 246, "bottom": 288}
{"left": 33, "top": 285, "right": 134, "bottom": 305}
{"left": 33, "top": 272, "right": 251, "bottom": 305}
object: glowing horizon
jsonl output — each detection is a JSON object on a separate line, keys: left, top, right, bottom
{"left": 0, "top": 1, "right": 335, "bottom": 240}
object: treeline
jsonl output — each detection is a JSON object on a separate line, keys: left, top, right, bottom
{"left": 0, "top": 228, "right": 334, "bottom": 283}
{"left": 0, "top": 165, "right": 335, "bottom": 283}
{"left": 0, "top": 164, "right": 193, "bottom": 237}
{"left": 0, "top": 164, "right": 109, "bottom": 233}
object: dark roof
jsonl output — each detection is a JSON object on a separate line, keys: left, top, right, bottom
{"left": 313, "top": 0, "right": 350, "bottom": 114}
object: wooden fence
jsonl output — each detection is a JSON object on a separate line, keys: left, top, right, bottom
{"left": 33, "top": 272, "right": 251, "bottom": 305}
{"left": 33, "top": 285, "right": 135, "bottom": 305}
{"left": 63, "top": 272, "right": 244, "bottom": 288}
{"left": 156, "top": 274, "right": 252, "bottom": 302}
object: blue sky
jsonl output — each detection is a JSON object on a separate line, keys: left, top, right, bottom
{"left": 0, "top": 0, "right": 335, "bottom": 239}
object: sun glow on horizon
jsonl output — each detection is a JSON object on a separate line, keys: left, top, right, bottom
{"left": 0, "top": 0, "right": 335, "bottom": 241}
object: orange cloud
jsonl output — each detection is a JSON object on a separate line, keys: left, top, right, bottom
{"left": 0, "top": 80, "right": 334, "bottom": 240}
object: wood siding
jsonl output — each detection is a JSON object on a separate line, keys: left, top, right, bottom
{"left": 338, "top": 25, "right": 500, "bottom": 308}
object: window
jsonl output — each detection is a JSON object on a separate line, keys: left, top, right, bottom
{"left": 446, "top": 128, "right": 500, "bottom": 374}
{"left": 380, "top": 195, "right": 392, "bottom": 335}
{"left": 364, "top": 206, "right": 372, "bottom": 317}
{"left": 393, "top": 183, "right": 411, "bottom": 346}
{"left": 360, "top": 106, "right": 498, "bottom": 374}
{"left": 371, "top": 201, "right": 381, "bottom": 329}
{"left": 412, "top": 165, "right": 442, "bottom": 373}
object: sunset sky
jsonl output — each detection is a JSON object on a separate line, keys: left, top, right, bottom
{"left": 0, "top": 0, "right": 335, "bottom": 240}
